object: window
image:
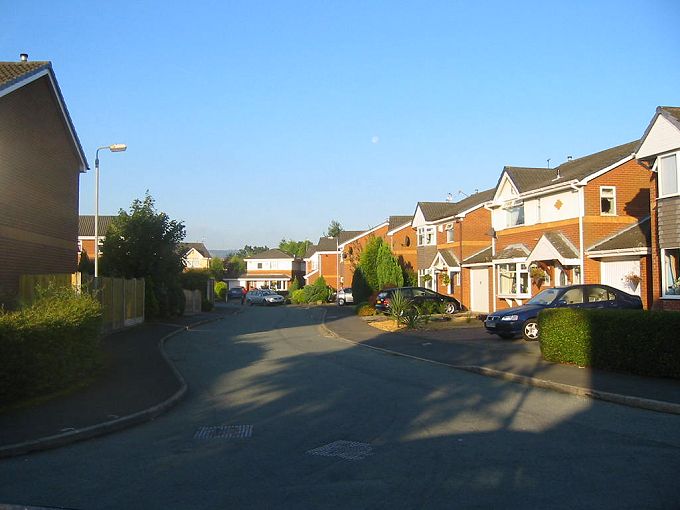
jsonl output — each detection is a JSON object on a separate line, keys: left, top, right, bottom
{"left": 403, "top": 236, "right": 411, "bottom": 247}
{"left": 600, "top": 186, "right": 616, "bottom": 215}
{"left": 573, "top": 266, "right": 581, "bottom": 284}
{"left": 560, "top": 287, "right": 583, "bottom": 305}
{"left": 417, "top": 226, "right": 435, "bottom": 246}
{"left": 257, "top": 262, "right": 263, "bottom": 269}
{"left": 587, "top": 286, "right": 615, "bottom": 303}
{"left": 662, "top": 248, "right": 680, "bottom": 297}
{"left": 418, "top": 269, "right": 434, "bottom": 289}
{"left": 506, "top": 204, "right": 525, "bottom": 227}
{"left": 445, "top": 224, "right": 454, "bottom": 243}
{"left": 497, "top": 263, "right": 529, "bottom": 296}
{"left": 659, "top": 154, "right": 679, "bottom": 197}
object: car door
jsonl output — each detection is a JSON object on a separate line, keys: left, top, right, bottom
{"left": 556, "top": 287, "right": 585, "bottom": 308}
{"left": 583, "top": 285, "right": 616, "bottom": 309}
{"left": 410, "top": 287, "right": 429, "bottom": 305}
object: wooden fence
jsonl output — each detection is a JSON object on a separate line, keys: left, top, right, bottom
{"left": 18, "top": 273, "right": 145, "bottom": 332}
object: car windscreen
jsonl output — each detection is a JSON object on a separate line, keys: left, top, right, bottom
{"left": 526, "top": 288, "right": 561, "bottom": 305}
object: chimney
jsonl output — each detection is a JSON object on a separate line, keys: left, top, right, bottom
{"left": 19, "top": 53, "right": 28, "bottom": 62}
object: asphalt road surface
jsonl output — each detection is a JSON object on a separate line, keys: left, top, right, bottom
{"left": 1, "top": 305, "right": 679, "bottom": 509}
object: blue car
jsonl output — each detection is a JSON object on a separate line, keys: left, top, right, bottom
{"left": 484, "top": 284, "right": 643, "bottom": 341}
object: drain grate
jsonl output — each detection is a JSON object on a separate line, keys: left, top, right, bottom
{"left": 193, "top": 424, "right": 253, "bottom": 439}
{"left": 306, "top": 440, "right": 373, "bottom": 460}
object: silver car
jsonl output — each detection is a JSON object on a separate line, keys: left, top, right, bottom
{"left": 336, "top": 287, "right": 354, "bottom": 306}
{"left": 246, "top": 289, "right": 284, "bottom": 306}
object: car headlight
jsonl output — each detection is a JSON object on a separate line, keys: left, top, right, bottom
{"left": 501, "top": 315, "right": 519, "bottom": 321}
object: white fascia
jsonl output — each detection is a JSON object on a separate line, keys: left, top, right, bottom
{"left": 339, "top": 221, "right": 389, "bottom": 249}
{"left": 387, "top": 222, "right": 413, "bottom": 236}
{"left": 586, "top": 248, "right": 650, "bottom": 258}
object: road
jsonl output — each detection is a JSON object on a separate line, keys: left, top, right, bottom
{"left": 1, "top": 305, "right": 679, "bottom": 509}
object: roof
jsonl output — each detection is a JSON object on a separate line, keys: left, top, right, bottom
{"left": 388, "top": 215, "right": 413, "bottom": 232}
{"left": 303, "top": 244, "right": 317, "bottom": 258}
{"left": 0, "top": 60, "right": 89, "bottom": 172}
{"left": 542, "top": 232, "right": 579, "bottom": 259}
{"left": 588, "top": 217, "right": 651, "bottom": 252}
{"left": 180, "top": 243, "right": 211, "bottom": 258}
{"left": 244, "top": 248, "right": 296, "bottom": 260}
{"left": 463, "top": 246, "right": 493, "bottom": 265}
{"left": 660, "top": 106, "right": 680, "bottom": 127}
{"left": 503, "top": 141, "right": 639, "bottom": 194}
{"left": 417, "top": 188, "right": 496, "bottom": 222}
{"left": 495, "top": 243, "right": 530, "bottom": 260}
{"left": 437, "top": 249, "right": 459, "bottom": 268}
{"left": 337, "top": 230, "right": 365, "bottom": 244}
{"left": 79, "top": 215, "right": 116, "bottom": 237}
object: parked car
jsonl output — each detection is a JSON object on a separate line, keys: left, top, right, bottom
{"left": 484, "top": 284, "right": 643, "bottom": 341}
{"left": 375, "top": 286, "right": 461, "bottom": 314}
{"left": 336, "top": 287, "right": 354, "bottom": 306}
{"left": 246, "top": 289, "right": 284, "bottom": 306}
{"left": 227, "top": 286, "right": 245, "bottom": 301}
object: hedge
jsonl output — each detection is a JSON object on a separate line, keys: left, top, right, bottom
{"left": 539, "top": 308, "right": 680, "bottom": 378}
{"left": 0, "top": 288, "right": 103, "bottom": 406}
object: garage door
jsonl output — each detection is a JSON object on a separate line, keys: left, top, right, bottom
{"left": 470, "top": 268, "right": 490, "bottom": 313}
{"left": 601, "top": 258, "right": 641, "bottom": 296}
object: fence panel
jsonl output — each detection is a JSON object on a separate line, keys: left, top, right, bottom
{"left": 183, "top": 289, "right": 201, "bottom": 315}
{"left": 18, "top": 273, "right": 78, "bottom": 306}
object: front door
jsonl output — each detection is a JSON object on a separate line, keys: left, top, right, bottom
{"left": 470, "top": 267, "right": 490, "bottom": 313}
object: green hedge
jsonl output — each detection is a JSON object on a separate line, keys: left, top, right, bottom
{"left": 0, "top": 288, "right": 103, "bottom": 406}
{"left": 539, "top": 308, "right": 680, "bottom": 378}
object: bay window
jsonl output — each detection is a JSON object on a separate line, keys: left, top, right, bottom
{"left": 497, "top": 263, "right": 530, "bottom": 296}
{"left": 418, "top": 226, "right": 436, "bottom": 246}
{"left": 662, "top": 248, "right": 680, "bottom": 297}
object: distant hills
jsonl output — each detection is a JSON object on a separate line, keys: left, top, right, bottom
{"left": 209, "top": 249, "right": 237, "bottom": 258}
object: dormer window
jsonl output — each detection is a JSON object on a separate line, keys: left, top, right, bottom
{"left": 600, "top": 186, "right": 616, "bottom": 215}
{"left": 417, "top": 226, "right": 435, "bottom": 246}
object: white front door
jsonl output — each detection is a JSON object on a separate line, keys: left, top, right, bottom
{"left": 600, "top": 258, "right": 641, "bottom": 295}
{"left": 470, "top": 268, "right": 490, "bottom": 313}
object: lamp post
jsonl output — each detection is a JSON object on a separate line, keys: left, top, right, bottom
{"left": 94, "top": 144, "right": 127, "bottom": 277}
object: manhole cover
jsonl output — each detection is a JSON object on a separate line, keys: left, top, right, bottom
{"left": 307, "top": 440, "right": 373, "bottom": 460}
{"left": 193, "top": 424, "right": 253, "bottom": 439}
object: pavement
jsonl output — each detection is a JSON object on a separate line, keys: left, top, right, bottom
{"left": 321, "top": 306, "right": 680, "bottom": 415}
{"left": 2, "top": 301, "right": 679, "bottom": 459}
{"left": 0, "top": 303, "right": 239, "bottom": 458}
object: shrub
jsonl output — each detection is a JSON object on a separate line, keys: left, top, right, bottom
{"left": 0, "top": 287, "right": 103, "bottom": 406}
{"left": 419, "top": 300, "right": 445, "bottom": 316}
{"left": 388, "top": 290, "right": 411, "bottom": 325}
{"left": 214, "top": 281, "right": 227, "bottom": 301}
{"left": 302, "top": 276, "right": 333, "bottom": 303}
{"left": 539, "top": 308, "right": 680, "bottom": 378}
{"left": 201, "top": 298, "right": 214, "bottom": 312}
{"left": 356, "top": 303, "right": 376, "bottom": 316}
{"left": 402, "top": 308, "right": 428, "bottom": 329}
{"left": 290, "top": 289, "right": 306, "bottom": 304}
{"left": 352, "top": 268, "right": 372, "bottom": 304}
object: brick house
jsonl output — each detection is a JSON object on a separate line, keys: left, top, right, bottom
{"left": 411, "top": 189, "right": 495, "bottom": 311}
{"left": 386, "top": 215, "right": 417, "bottom": 277}
{"left": 303, "top": 231, "right": 363, "bottom": 287}
{"left": 233, "top": 248, "right": 304, "bottom": 291}
{"left": 635, "top": 106, "right": 680, "bottom": 311}
{"left": 338, "top": 222, "right": 390, "bottom": 289}
{"left": 486, "top": 140, "right": 652, "bottom": 311}
{"left": 78, "top": 215, "right": 115, "bottom": 263}
{"left": 0, "top": 58, "right": 88, "bottom": 303}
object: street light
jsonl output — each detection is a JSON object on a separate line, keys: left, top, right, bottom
{"left": 94, "top": 143, "right": 127, "bottom": 277}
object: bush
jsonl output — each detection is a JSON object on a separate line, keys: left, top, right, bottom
{"left": 302, "top": 276, "right": 333, "bottom": 304}
{"left": 214, "top": 281, "right": 227, "bottom": 301}
{"left": 418, "top": 300, "right": 445, "bottom": 316}
{"left": 402, "top": 308, "right": 428, "bottom": 329}
{"left": 388, "top": 290, "right": 411, "bottom": 325}
{"left": 539, "top": 308, "right": 680, "bottom": 378}
{"left": 0, "top": 287, "right": 103, "bottom": 406}
{"left": 290, "top": 289, "right": 306, "bottom": 304}
{"left": 356, "top": 303, "right": 376, "bottom": 316}
{"left": 352, "top": 267, "right": 372, "bottom": 304}
{"left": 201, "top": 298, "right": 214, "bottom": 312}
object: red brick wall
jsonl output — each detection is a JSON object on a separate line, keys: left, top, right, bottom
{"left": 390, "top": 226, "right": 417, "bottom": 273}
{"left": 0, "top": 76, "right": 81, "bottom": 302}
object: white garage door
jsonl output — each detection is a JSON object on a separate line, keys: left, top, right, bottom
{"left": 470, "top": 268, "right": 490, "bottom": 313}
{"left": 601, "top": 258, "right": 641, "bottom": 296}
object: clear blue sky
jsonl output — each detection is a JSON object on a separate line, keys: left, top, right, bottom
{"left": 3, "top": 1, "right": 679, "bottom": 250}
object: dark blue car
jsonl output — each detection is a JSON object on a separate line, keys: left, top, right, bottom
{"left": 484, "top": 284, "right": 643, "bottom": 341}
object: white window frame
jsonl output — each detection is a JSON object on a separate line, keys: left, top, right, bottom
{"left": 505, "top": 203, "right": 525, "bottom": 228}
{"left": 417, "top": 226, "right": 436, "bottom": 246}
{"left": 658, "top": 152, "right": 679, "bottom": 199}
{"left": 445, "top": 224, "right": 454, "bottom": 243}
{"left": 418, "top": 268, "right": 435, "bottom": 289}
{"left": 496, "top": 262, "right": 530, "bottom": 298}
{"left": 599, "top": 186, "right": 617, "bottom": 216}
{"left": 661, "top": 247, "right": 680, "bottom": 299}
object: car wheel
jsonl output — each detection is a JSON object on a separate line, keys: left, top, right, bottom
{"left": 445, "top": 302, "right": 457, "bottom": 314}
{"left": 338, "top": 298, "right": 345, "bottom": 306}
{"left": 522, "top": 319, "right": 539, "bottom": 341}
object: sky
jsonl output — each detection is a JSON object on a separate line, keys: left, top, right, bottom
{"left": 3, "top": 1, "right": 680, "bottom": 250}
